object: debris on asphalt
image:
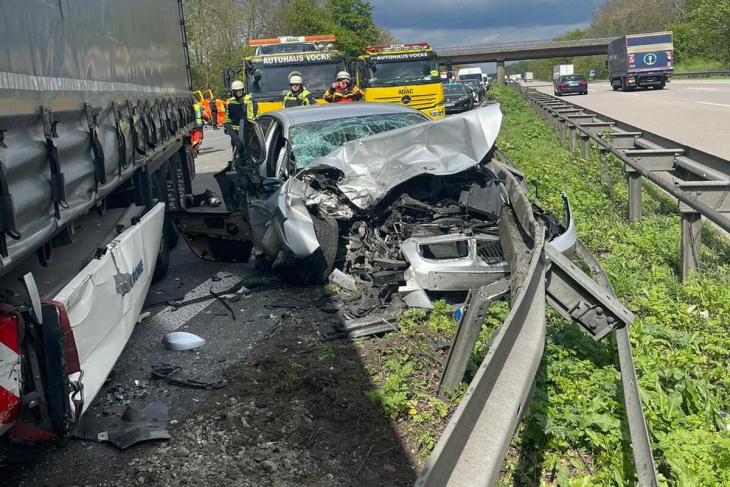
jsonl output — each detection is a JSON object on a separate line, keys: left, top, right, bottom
{"left": 328, "top": 269, "right": 357, "bottom": 292}
{"left": 143, "top": 287, "right": 186, "bottom": 308}
{"left": 151, "top": 365, "right": 226, "bottom": 390}
{"left": 163, "top": 332, "right": 207, "bottom": 351}
{"left": 74, "top": 403, "right": 170, "bottom": 450}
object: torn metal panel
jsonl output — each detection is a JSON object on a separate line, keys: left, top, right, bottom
{"left": 52, "top": 203, "right": 165, "bottom": 419}
{"left": 401, "top": 234, "right": 508, "bottom": 291}
{"left": 307, "top": 105, "right": 503, "bottom": 210}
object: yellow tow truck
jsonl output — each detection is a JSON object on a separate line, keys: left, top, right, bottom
{"left": 354, "top": 43, "right": 445, "bottom": 120}
{"left": 225, "top": 35, "right": 348, "bottom": 115}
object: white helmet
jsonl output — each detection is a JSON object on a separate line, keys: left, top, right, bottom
{"left": 230, "top": 80, "right": 245, "bottom": 91}
{"left": 289, "top": 75, "right": 303, "bottom": 85}
{"left": 336, "top": 71, "right": 351, "bottom": 81}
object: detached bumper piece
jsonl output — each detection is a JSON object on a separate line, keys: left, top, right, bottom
{"left": 74, "top": 403, "right": 170, "bottom": 450}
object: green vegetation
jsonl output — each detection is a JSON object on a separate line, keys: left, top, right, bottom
{"left": 365, "top": 86, "right": 730, "bottom": 483}
{"left": 489, "top": 86, "right": 730, "bottom": 485}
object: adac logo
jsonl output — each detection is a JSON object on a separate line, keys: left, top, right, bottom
{"left": 398, "top": 88, "right": 413, "bottom": 95}
{"left": 401, "top": 95, "right": 412, "bottom": 104}
{"left": 643, "top": 53, "right": 657, "bottom": 66}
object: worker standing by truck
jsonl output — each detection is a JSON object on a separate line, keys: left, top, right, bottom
{"left": 323, "top": 71, "right": 363, "bottom": 103}
{"left": 283, "top": 73, "right": 317, "bottom": 107}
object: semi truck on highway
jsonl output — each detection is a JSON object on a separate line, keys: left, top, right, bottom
{"left": 0, "top": 0, "right": 197, "bottom": 441}
{"left": 608, "top": 31, "right": 673, "bottom": 91}
{"left": 354, "top": 44, "right": 445, "bottom": 120}
{"left": 227, "top": 35, "right": 348, "bottom": 115}
{"left": 553, "top": 64, "right": 574, "bottom": 81}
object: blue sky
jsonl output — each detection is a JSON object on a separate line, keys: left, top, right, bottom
{"left": 369, "top": 0, "right": 605, "bottom": 72}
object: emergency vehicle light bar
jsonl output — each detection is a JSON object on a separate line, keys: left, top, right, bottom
{"left": 249, "top": 35, "right": 336, "bottom": 46}
{"left": 366, "top": 43, "right": 430, "bottom": 52}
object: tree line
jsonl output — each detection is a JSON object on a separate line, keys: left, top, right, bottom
{"left": 515, "top": 0, "right": 729, "bottom": 81}
{"left": 183, "top": 0, "right": 397, "bottom": 96}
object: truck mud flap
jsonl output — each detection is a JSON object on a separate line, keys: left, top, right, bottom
{"left": 170, "top": 210, "right": 253, "bottom": 263}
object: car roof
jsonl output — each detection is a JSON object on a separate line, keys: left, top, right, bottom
{"left": 261, "top": 103, "right": 426, "bottom": 130}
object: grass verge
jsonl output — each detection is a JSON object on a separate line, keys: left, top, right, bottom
{"left": 363, "top": 86, "right": 730, "bottom": 486}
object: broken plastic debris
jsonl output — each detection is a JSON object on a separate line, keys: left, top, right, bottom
{"left": 151, "top": 364, "right": 226, "bottom": 389}
{"left": 163, "top": 331, "right": 206, "bottom": 351}
{"left": 328, "top": 269, "right": 357, "bottom": 292}
{"left": 74, "top": 403, "right": 170, "bottom": 449}
{"left": 136, "top": 311, "right": 151, "bottom": 324}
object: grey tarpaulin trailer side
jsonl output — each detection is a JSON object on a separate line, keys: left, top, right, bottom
{"left": 0, "top": 0, "right": 197, "bottom": 279}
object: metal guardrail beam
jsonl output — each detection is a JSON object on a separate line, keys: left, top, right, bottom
{"left": 417, "top": 159, "right": 635, "bottom": 486}
{"left": 671, "top": 70, "right": 730, "bottom": 78}
{"left": 522, "top": 84, "right": 730, "bottom": 280}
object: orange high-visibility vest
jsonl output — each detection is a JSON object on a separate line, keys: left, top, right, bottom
{"left": 215, "top": 99, "right": 226, "bottom": 126}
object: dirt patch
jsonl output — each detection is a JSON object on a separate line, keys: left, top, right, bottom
{"left": 118, "top": 302, "right": 422, "bottom": 486}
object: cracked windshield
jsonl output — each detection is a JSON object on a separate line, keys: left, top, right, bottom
{"left": 369, "top": 57, "right": 440, "bottom": 86}
{"left": 249, "top": 63, "right": 342, "bottom": 95}
{"left": 291, "top": 113, "right": 427, "bottom": 168}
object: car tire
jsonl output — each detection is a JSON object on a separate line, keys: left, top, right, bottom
{"left": 612, "top": 84, "right": 619, "bottom": 91}
{"left": 655, "top": 83, "right": 665, "bottom": 90}
{"left": 282, "top": 213, "right": 338, "bottom": 286}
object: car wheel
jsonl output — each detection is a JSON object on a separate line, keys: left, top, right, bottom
{"left": 655, "top": 83, "right": 665, "bottom": 90}
{"left": 612, "top": 83, "right": 619, "bottom": 91}
{"left": 282, "top": 213, "right": 338, "bottom": 286}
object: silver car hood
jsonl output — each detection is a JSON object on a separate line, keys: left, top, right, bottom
{"left": 306, "top": 104, "right": 503, "bottom": 210}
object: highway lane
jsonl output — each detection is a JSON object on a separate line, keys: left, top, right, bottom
{"left": 529, "top": 80, "right": 730, "bottom": 159}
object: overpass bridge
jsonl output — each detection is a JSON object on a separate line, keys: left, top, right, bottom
{"left": 435, "top": 37, "right": 617, "bottom": 85}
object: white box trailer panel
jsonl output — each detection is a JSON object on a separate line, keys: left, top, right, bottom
{"left": 53, "top": 203, "right": 164, "bottom": 418}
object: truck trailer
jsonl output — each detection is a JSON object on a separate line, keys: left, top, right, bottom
{"left": 0, "top": 0, "right": 197, "bottom": 440}
{"left": 608, "top": 32, "right": 673, "bottom": 91}
{"left": 553, "top": 65, "right": 574, "bottom": 81}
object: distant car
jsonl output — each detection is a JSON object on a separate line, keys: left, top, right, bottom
{"left": 462, "top": 79, "right": 484, "bottom": 102}
{"left": 554, "top": 74, "right": 588, "bottom": 96}
{"left": 444, "top": 83, "right": 474, "bottom": 114}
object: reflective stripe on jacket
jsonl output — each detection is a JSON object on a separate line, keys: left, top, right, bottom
{"left": 283, "top": 89, "right": 316, "bottom": 107}
{"left": 323, "top": 85, "right": 364, "bottom": 103}
{"left": 225, "top": 95, "right": 259, "bottom": 129}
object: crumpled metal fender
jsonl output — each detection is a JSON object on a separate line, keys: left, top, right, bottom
{"left": 261, "top": 177, "right": 320, "bottom": 259}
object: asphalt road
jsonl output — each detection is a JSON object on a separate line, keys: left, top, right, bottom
{"left": 530, "top": 80, "right": 730, "bottom": 159}
{"left": 0, "top": 127, "right": 288, "bottom": 485}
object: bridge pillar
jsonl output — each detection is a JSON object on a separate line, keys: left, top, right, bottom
{"left": 497, "top": 61, "right": 505, "bottom": 86}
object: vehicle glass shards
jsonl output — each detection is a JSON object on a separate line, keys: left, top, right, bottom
{"left": 369, "top": 57, "right": 440, "bottom": 86}
{"left": 291, "top": 113, "right": 428, "bottom": 169}
{"left": 444, "top": 85, "right": 467, "bottom": 95}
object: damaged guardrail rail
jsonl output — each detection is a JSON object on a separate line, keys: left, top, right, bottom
{"left": 416, "top": 162, "right": 642, "bottom": 486}
{"left": 521, "top": 85, "right": 730, "bottom": 281}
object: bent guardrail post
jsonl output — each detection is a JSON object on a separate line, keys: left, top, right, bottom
{"left": 438, "top": 279, "right": 510, "bottom": 399}
{"left": 545, "top": 244, "right": 632, "bottom": 341}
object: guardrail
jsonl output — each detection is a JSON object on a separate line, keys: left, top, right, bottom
{"left": 519, "top": 84, "right": 730, "bottom": 281}
{"left": 416, "top": 159, "right": 643, "bottom": 486}
{"left": 672, "top": 70, "right": 730, "bottom": 78}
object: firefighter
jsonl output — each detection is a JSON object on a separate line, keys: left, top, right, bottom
{"left": 323, "top": 71, "right": 363, "bottom": 103}
{"left": 224, "top": 80, "right": 260, "bottom": 158}
{"left": 283, "top": 73, "right": 316, "bottom": 107}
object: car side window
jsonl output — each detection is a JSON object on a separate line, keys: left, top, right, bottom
{"left": 263, "top": 121, "right": 287, "bottom": 178}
